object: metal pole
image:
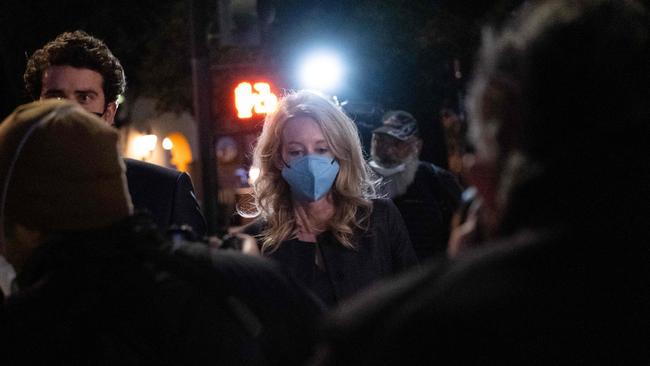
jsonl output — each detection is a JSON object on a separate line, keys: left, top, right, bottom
{"left": 189, "top": 0, "right": 219, "bottom": 236}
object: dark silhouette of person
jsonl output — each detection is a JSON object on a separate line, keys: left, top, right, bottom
{"left": 0, "top": 100, "right": 323, "bottom": 365}
{"left": 312, "top": 1, "right": 650, "bottom": 364}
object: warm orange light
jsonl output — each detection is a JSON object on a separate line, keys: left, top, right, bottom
{"left": 253, "top": 82, "right": 278, "bottom": 115}
{"left": 165, "top": 132, "right": 193, "bottom": 172}
{"left": 234, "top": 81, "right": 277, "bottom": 119}
{"left": 235, "top": 82, "right": 254, "bottom": 119}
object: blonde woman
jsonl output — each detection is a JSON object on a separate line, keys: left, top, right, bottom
{"left": 241, "top": 90, "right": 417, "bottom": 306}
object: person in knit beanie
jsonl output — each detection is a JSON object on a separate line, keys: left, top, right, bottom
{"left": 0, "top": 100, "right": 323, "bottom": 365}
{"left": 0, "top": 99, "right": 132, "bottom": 273}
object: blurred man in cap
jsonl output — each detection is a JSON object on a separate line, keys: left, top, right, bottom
{"left": 369, "top": 110, "right": 461, "bottom": 260}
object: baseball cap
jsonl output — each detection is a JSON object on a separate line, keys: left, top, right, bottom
{"left": 372, "top": 110, "right": 419, "bottom": 141}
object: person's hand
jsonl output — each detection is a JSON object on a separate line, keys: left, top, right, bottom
{"left": 447, "top": 198, "right": 483, "bottom": 258}
{"left": 238, "top": 233, "right": 261, "bottom": 256}
{"left": 208, "top": 233, "right": 261, "bottom": 256}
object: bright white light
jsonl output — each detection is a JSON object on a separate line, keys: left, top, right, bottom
{"left": 141, "top": 135, "right": 158, "bottom": 152}
{"left": 299, "top": 50, "right": 344, "bottom": 91}
{"left": 162, "top": 137, "right": 174, "bottom": 150}
{"left": 248, "top": 166, "right": 260, "bottom": 186}
{"left": 132, "top": 134, "right": 158, "bottom": 159}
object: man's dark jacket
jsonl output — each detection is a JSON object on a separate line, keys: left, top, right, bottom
{"left": 313, "top": 228, "right": 650, "bottom": 365}
{"left": 0, "top": 214, "right": 323, "bottom": 366}
{"left": 392, "top": 162, "right": 461, "bottom": 260}
{"left": 125, "top": 158, "right": 206, "bottom": 237}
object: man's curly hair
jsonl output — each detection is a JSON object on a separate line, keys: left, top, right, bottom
{"left": 24, "top": 30, "right": 126, "bottom": 105}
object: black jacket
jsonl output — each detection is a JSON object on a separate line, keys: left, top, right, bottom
{"left": 244, "top": 198, "right": 418, "bottom": 306}
{"left": 125, "top": 158, "right": 206, "bottom": 237}
{"left": 392, "top": 162, "right": 462, "bottom": 260}
{"left": 0, "top": 214, "right": 323, "bottom": 366}
{"left": 313, "top": 228, "right": 650, "bottom": 365}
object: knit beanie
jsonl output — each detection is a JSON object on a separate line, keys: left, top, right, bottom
{"left": 0, "top": 99, "right": 132, "bottom": 237}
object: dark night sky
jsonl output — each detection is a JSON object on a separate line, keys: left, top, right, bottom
{"left": 0, "top": 0, "right": 171, "bottom": 116}
{"left": 0, "top": 0, "right": 522, "bottom": 166}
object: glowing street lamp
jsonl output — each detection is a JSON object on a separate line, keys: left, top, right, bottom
{"left": 298, "top": 50, "right": 344, "bottom": 92}
{"left": 162, "top": 137, "right": 174, "bottom": 150}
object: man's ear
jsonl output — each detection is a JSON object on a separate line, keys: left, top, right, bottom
{"left": 103, "top": 101, "right": 118, "bottom": 126}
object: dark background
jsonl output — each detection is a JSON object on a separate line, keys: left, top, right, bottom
{"left": 0, "top": 0, "right": 524, "bottom": 166}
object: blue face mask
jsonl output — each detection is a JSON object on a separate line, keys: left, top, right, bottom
{"left": 281, "top": 155, "right": 340, "bottom": 202}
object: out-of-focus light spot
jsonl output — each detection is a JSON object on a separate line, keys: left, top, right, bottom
{"left": 162, "top": 137, "right": 174, "bottom": 150}
{"left": 453, "top": 59, "right": 462, "bottom": 79}
{"left": 132, "top": 134, "right": 158, "bottom": 159}
{"left": 248, "top": 166, "right": 260, "bottom": 185}
{"left": 165, "top": 132, "right": 192, "bottom": 172}
{"left": 299, "top": 50, "right": 344, "bottom": 92}
{"left": 235, "top": 82, "right": 255, "bottom": 119}
{"left": 253, "top": 82, "right": 278, "bottom": 115}
{"left": 235, "top": 81, "right": 278, "bottom": 119}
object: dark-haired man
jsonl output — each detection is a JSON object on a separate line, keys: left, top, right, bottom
{"left": 23, "top": 30, "right": 206, "bottom": 237}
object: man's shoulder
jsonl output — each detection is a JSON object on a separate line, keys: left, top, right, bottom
{"left": 415, "top": 161, "right": 462, "bottom": 198}
{"left": 370, "top": 197, "right": 392, "bottom": 209}
{"left": 433, "top": 231, "right": 551, "bottom": 291}
{"left": 124, "top": 158, "right": 183, "bottom": 181}
{"left": 169, "top": 239, "right": 274, "bottom": 272}
{"left": 330, "top": 231, "right": 551, "bottom": 324}
{"left": 417, "top": 161, "right": 455, "bottom": 180}
{"left": 316, "top": 231, "right": 557, "bottom": 365}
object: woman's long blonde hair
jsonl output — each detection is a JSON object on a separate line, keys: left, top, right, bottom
{"left": 244, "top": 90, "right": 377, "bottom": 253}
